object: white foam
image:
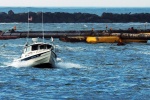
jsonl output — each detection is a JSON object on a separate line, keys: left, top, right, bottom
{"left": 9, "top": 57, "right": 85, "bottom": 69}
{"left": 56, "top": 62, "right": 84, "bottom": 69}
{"left": 56, "top": 58, "right": 63, "bottom": 62}
{"left": 84, "top": 24, "right": 88, "bottom": 27}
{"left": 10, "top": 60, "right": 32, "bottom": 68}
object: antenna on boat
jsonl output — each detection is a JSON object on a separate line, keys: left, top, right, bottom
{"left": 42, "top": 10, "right": 44, "bottom": 43}
{"left": 26, "top": 9, "right": 33, "bottom": 44}
{"left": 26, "top": 9, "right": 30, "bottom": 44}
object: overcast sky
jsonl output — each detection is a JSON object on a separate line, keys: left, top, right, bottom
{"left": 1, "top": 0, "right": 150, "bottom": 7}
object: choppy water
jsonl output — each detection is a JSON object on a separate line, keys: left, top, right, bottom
{"left": 0, "top": 38, "right": 150, "bottom": 99}
{"left": 0, "top": 23, "right": 150, "bottom": 32}
{"left": 0, "top": 7, "right": 150, "bottom": 100}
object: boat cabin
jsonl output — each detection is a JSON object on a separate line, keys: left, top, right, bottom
{"left": 24, "top": 43, "right": 52, "bottom": 53}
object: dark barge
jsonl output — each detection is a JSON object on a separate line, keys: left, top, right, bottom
{"left": 1, "top": 30, "right": 150, "bottom": 42}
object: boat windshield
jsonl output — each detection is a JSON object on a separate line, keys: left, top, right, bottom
{"left": 40, "top": 45, "right": 46, "bottom": 49}
{"left": 32, "top": 45, "right": 38, "bottom": 51}
{"left": 31, "top": 44, "right": 52, "bottom": 51}
{"left": 40, "top": 44, "right": 52, "bottom": 49}
{"left": 47, "top": 45, "right": 52, "bottom": 49}
{"left": 23, "top": 44, "right": 52, "bottom": 53}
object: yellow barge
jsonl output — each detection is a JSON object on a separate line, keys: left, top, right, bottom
{"left": 86, "top": 36, "right": 148, "bottom": 43}
{"left": 86, "top": 36, "right": 120, "bottom": 43}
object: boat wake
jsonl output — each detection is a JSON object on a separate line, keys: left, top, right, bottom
{"left": 10, "top": 60, "right": 32, "bottom": 68}
{"left": 56, "top": 62, "right": 84, "bottom": 69}
{"left": 56, "top": 58, "right": 85, "bottom": 69}
{"left": 5, "top": 57, "right": 85, "bottom": 69}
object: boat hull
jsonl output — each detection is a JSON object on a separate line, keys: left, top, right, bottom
{"left": 59, "top": 36, "right": 86, "bottom": 42}
{"left": 20, "top": 50, "right": 56, "bottom": 68}
{"left": 122, "top": 39, "right": 147, "bottom": 43}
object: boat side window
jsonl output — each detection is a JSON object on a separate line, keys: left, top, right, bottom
{"left": 32, "top": 45, "right": 38, "bottom": 51}
{"left": 40, "top": 45, "right": 46, "bottom": 49}
{"left": 47, "top": 45, "right": 52, "bottom": 49}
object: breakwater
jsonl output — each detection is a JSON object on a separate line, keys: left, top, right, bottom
{"left": 1, "top": 30, "right": 150, "bottom": 40}
{"left": 0, "top": 10, "right": 150, "bottom": 23}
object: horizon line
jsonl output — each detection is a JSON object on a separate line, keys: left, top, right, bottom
{"left": 0, "top": 6, "right": 150, "bottom": 8}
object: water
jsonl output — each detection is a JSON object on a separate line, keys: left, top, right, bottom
{"left": 0, "top": 38, "right": 150, "bottom": 99}
{"left": 0, "top": 7, "right": 150, "bottom": 99}
{"left": 0, "top": 23, "right": 150, "bottom": 31}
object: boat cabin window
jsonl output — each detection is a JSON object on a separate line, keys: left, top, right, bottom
{"left": 40, "top": 44, "right": 52, "bottom": 49}
{"left": 47, "top": 45, "right": 52, "bottom": 49}
{"left": 30, "top": 44, "right": 52, "bottom": 51}
{"left": 32, "top": 45, "right": 38, "bottom": 51}
{"left": 40, "top": 45, "right": 46, "bottom": 49}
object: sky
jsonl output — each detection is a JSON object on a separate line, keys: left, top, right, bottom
{"left": 0, "top": 0, "right": 150, "bottom": 7}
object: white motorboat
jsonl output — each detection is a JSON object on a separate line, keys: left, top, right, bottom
{"left": 16, "top": 11, "right": 57, "bottom": 68}
{"left": 17, "top": 38, "right": 57, "bottom": 68}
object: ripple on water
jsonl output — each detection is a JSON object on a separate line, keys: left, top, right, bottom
{"left": 0, "top": 37, "right": 150, "bottom": 99}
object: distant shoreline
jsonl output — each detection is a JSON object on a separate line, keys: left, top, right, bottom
{"left": 0, "top": 7, "right": 150, "bottom": 15}
{"left": 0, "top": 10, "right": 150, "bottom": 23}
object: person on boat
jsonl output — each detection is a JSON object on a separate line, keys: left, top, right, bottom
{"left": 117, "top": 37, "right": 125, "bottom": 46}
{"left": 90, "top": 28, "right": 95, "bottom": 36}
{"left": 105, "top": 25, "right": 108, "bottom": 32}
{"left": 13, "top": 26, "right": 16, "bottom": 30}
{"left": 9, "top": 26, "right": 16, "bottom": 33}
{"left": 109, "top": 28, "right": 112, "bottom": 35}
